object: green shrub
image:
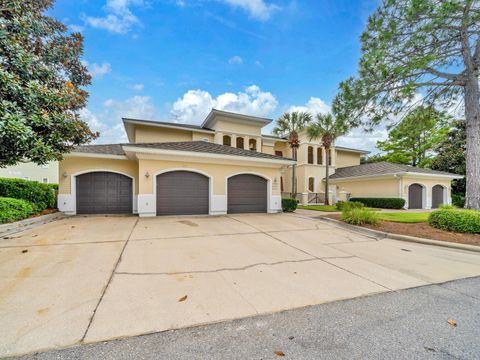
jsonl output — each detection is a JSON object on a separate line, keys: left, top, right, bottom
{"left": 282, "top": 198, "right": 298, "bottom": 212}
{"left": 341, "top": 208, "right": 379, "bottom": 226}
{"left": 0, "top": 178, "right": 55, "bottom": 211}
{"left": 349, "top": 197, "right": 406, "bottom": 209}
{"left": 0, "top": 197, "right": 35, "bottom": 223}
{"left": 336, "top": 201, "right": 364, "bottom": 211}
{"left": 428, "top": 209, "right": 480, "bottom": 234}
{"left": 439, "top": 204, "right": 456, "bottom": 210}
{"left": 452, "top": 194, "right": 465, "bottom": 208}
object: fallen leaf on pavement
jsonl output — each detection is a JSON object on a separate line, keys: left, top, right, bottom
{"left": 447, "top": 319, "right": 457, "bottom": 327}
{"left": 274, "top": 350, "right": 285, "bottom": 356}
{"left": 178, "top": 295, "right": 188, "bottom": 302}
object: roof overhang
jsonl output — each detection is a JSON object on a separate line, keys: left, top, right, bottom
{"left": 328, "top": 171, "right": 463, "bottom": 183}
{"left": 122, "top": 145, "right": 295, "bottom": 167}
{"left": 201, "top": 109, "right": 272, "bottom": 129}
{"left": 65, "top": 152, "right": 128, "bottom": 160}
{"left": 334, "top": 146, "right": 370, "bottom": 155}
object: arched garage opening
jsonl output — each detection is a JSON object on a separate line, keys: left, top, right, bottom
{"left": 156, "top": 171, "right": 209, "bottom": 215}
{"left": 408, "top": 183, "right": 425, "bottom": 209}
{"left": 432, "top": 184, "right": 446, "bottom": 208}
{"left": 227, "top": 174, "right": 268, "bottom": 213}
{"left": 76, "top": 171, "right": 133, "bottom": 214}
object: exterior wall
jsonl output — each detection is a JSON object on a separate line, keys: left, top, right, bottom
{"left": 134, "top": 125, "right": 192, "bottom": 143}
{"left": 272, "top": 141, "right": 290, "bottom": 158}
{"left": 333, "top": 177, "right": 401, "bottom": 198}
{"left": 211, "top": 117, "right": 263, "bottom": 136}
{"left": 401, "top": 176, "right": 453, "bottom": 209}
{"left": 335, "top": 151, "right": 361, "bottom": 168}
{"left": 0, "top": 161, "right": 59, "bottom": 183}
{"left": 57, "top": 157, "right": 139, "bottom": 214}
{"left": 192, "top": 132, "right": 215, "bottom": 142}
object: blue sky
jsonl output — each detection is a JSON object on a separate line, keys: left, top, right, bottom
{"left": 50, "top": 0, "right": 384, "bottom": 150}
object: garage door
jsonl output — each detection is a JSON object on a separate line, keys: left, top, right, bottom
{"left": 76, "top": 172, "right": 132, "bottom": 214}
{"left": 408, "top": 183, "right": 423, "bottom": 209}
{"left": 228, "top": 174, "right": 267, "bottom": 213}
{"left": 432, "top": 185, "right": 444, "bottom": 208}
{"left": 156, "top": 171, "right": 209, "bottom": 215}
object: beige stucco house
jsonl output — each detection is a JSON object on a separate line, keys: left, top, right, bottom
{"left": 0, "top": 161, "right": 58, "bottom": 184}
{"left": 57, "top": 109, "right": 461, "bottom": 216}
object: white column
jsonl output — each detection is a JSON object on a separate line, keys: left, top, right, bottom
{"left": 244, "top": 136, "right": 250, "bottom": 150}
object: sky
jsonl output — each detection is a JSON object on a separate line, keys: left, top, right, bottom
{"left": 50, "top": 0, "right": 385, "bottom": 151}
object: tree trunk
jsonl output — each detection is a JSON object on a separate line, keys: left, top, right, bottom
{"left": 464, "top": 75, "right": 480, "bottom": 209}
{"left": 325, "top": 147, "right": 330, "bottom": 206}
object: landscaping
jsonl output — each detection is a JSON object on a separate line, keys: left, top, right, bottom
{"left": 377, "top": 212, "right": 430, "bottom": 223}
{"left": 298, "top": 204, "right": 338, "bottom": 212}
{"left": 0, "top": 178, "right": 57, "bottom": 224}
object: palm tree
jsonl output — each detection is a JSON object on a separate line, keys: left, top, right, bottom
{"left": 306, "top": 113, "right": 349, "bottom": 205}
{"left": 273, "top": 111, "right": 312, "bottom": 196}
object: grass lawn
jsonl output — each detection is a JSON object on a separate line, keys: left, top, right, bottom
{"left": 298, "top": 205, "right": 338, "bottom": 212}
{"left": 377, "top": 212, "right": 430, "bottom": 223}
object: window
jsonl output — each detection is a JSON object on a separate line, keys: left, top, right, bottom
{"left": 236, "top": 137, "right": 244, "bottom": 149}
{"left": 275, "top": 150, "right": 283, "bottom": 157}
{"left": 249, "top": 139, "right": 257, "bottom": 151}
{"left": 223, "top": 135, "right": 231, "bottom": 146}
{"left": 280, "top": 176, "right": 284, "bottom": 192}
{"left": 317, "top": 148, "right": 323, "bottom": 165}
{"left": 42, "top": 178, "right": 48, "bottom": 183}
{"left": 307, "top": 146, "right": 314, "bottom": 164}
{"left": 308, "top": 177, "right": 315, "bottom": 192}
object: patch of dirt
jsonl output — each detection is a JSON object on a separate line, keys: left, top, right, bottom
{"left": 327, "top": 214, "right": 480, "bottom": 247}
{"left": 30, "top": 208, "right": 58, "bottom": 218}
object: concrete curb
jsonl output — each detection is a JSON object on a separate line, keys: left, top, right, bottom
{"left": 0, "top": 212, "right": 64, "bottom": 237}
{"left": 318, "top": 216, "right": 480, "bottom": 253}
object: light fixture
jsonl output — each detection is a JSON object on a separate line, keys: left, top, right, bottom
{"left": 145, "top": 171, "right": 150, "bottom": 178}
{"left": 63, "top": 172, "right": 68, "bottom": 178}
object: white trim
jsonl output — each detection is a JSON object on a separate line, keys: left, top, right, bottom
{"left": 432, "top": 184, "right": 448, "bottom": 208}
{"left": 307, "top": 176, "right": 317, "bottom": 193}
{"left": 225, "top": 172, "right": 277, "bottom": 213}
{"left": 123, "top": 118, "right": 215, "bottom": 134}
{"left": 153, "top": 168, "right": 214, "bottom": 215}
{"left": 66, "top": 169, "right": 136, "bottom": 215}
{"left": 66, "top": 153, "right": 128, "bottom": 160}
{"left": 122, "top": 146, "right": 295, "bottom": 165}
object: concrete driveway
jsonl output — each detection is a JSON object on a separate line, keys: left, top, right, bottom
{"left": 1, "top": 213, "right": 480, "bottom": 357}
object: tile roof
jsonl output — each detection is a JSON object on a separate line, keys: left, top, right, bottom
{"left": 74, "top": 141, "right": 293, "bottom": 161}
{"left": 329, "top": 162, "right": 460, "bottom": 179}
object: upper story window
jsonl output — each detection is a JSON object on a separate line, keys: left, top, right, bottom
{"left": 317, "top": 148, "right": 323, "bottom": 165}
{"left": 223, "top": 135, "right": 231, "bottom": 146}
{"left": 236, "top": 137, "right": 244, "bottom": 149}
{"left": 275, "top": 150, "right": 283, "bottom": 157}
{"left": 307, "top": 146, "right": 314, "bottom": 164}
{"left": 249, "top": 139, "right": 257, "bottom": 151}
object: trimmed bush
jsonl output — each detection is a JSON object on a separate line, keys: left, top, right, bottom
{"left": 0, "top": 197, "right": 35, "bottom": 223}
{"left": 336, "top": 201, "right": 364, "bottom": 211}
{"left": 452, "top": 194, "right": 465, "bottom": 208}
{"left": 0, "top": 178, "right": 55, "bottom": 211}
{"left": 341, "top": 208, "right": 379, "bottom": 226}
{"left": 349, "top": 197, "right": 405, "bottom": 209}
{"left": 428, "top": 208, "right": 480, "bottom": 234}
{"left": 282, "top": 198, "right": 298, "bottom": 212}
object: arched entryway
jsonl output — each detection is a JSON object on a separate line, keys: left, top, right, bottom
{"left": 408, "top": 183, "right": 424, "bottom": 209}
{"left": 227, "top": 174, "right": 268, "bottom": 213}
{"left": 76, "top": 171, "right": 133, "bottom": 214}
{"left": 156, "top": 171, "right": 209, "bottom": 215}
{"left": 432, "top": 185, "right": 446, "bottom": 208}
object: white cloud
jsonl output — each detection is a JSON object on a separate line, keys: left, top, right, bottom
{"left": 171, "top": 85, "right": 278, "bottom": 123}
{"left": 69, "top": 24, "right": 84, "bottom": 32}
{"left": 79, "top": 95, "right": 157, "bottom": 143}
{"left": 130, "top": 83, "right": 145, "bottom": 91}
{"left": 287, "top": 97, "right": 331, "bottom": 116}
{"left": 90, "top": 63, "right": 112, "bottom": 77}
{"left": 222, "top": 0, "right": 280, "bottom": 21}
{"left": 82, "top": 0, "right": 144, "bottom": 34}
{"left": 228, "top": 55, "right": 243, "bottom": 65}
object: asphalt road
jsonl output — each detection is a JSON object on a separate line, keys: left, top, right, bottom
{"left": 14, "top": 276, "right": 480, "bottom": 360}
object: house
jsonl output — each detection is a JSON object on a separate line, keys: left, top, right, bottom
{"left": 0, "top": 161, "right": 58, "bottom": 184}
{"left": 57, "top": 109, "right": 462, "bottom": 216}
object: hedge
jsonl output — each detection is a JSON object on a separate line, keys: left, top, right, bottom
{"left": 282, "top": 198, "right": 298, "bottom": 212}
{"left": 349, "top": 197, "right": 406, "bottom": 209}
{"left": 0, "top": 197, "right": 35, "bottom": 223}
{"left": 452, "top": 194, "right": 465, "bottom": 208}
{"left": 428, "top": 208, "right": 480, "bottom": 234}
{"left": 0, "top": 178, "right": 56, "bottom": 211}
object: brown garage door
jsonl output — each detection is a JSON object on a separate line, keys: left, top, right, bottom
{"left": 228, "top": 174, "right": 267, "bottom": 213}
{"left": 432, "top": 185, "right": 444, "bottom": 208}
{"left": 408, "top": 183, "right": 423, "bottom": 209}
{"left": 76, "top": 172, "right": 132, "bottom": 214}
{"left": 156, "top": 171, "right": 209, "bottom": 215}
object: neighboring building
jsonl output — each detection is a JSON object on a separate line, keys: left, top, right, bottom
{"left": 57, "top": 109, "right": 461, "bottom": 216}
{"left": 0, "top": 161, "right": 58, "bottom": 184}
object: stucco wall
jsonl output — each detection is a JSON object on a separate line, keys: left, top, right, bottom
{"left": 0, "top": 161, "right": 59, "bottom": 183}
{"left": 211, "top": 117, "right": 262, "bottom": 136}
{"left": 401, "top": 176, "right": 453, "bottom": 208}
{"left": 335, "top": 151, "right": 361, "bottom": 168}
{"left": 333, "top": 177, "right": 401, "bottom": 198}
{"left": 134, "top": 125, "right": 192, "bottom": 143}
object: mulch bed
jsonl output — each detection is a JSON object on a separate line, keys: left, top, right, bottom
{"left": 327, "top": 214, "right": 480, "bottom": 247}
